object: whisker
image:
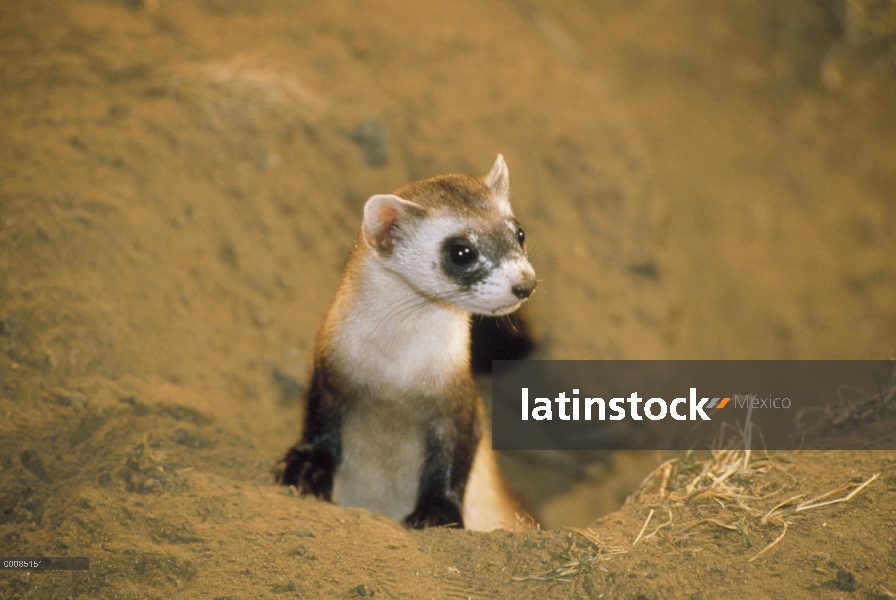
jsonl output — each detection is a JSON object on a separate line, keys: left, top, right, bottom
{"left": 357, "top": 287, "right": 474, "bottom": 355}
{"left": 370, "top": 291, "right": 471, "bottom": 356}
{"left": 505, "top": 312, "right": 521, "bottom": 334}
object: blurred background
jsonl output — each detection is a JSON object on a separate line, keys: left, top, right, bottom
{"left": 2, "top": 0, "right": 895, "bottom": 529}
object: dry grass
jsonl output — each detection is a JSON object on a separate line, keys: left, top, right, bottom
{"left": 795, "top": 363, "right": 896, "bottom": 438}
{"left": 626, "top": 444, "right": 879, "bottom": 562}
{"left": 514, "top": 444, "right": 880, "bottom": 581}
{"left": 511, "top": 528, "right": 627, "bottom": 582}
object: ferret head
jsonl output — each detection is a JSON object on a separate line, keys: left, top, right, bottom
{"left": 362, "top": 155, "right": 536, "bottom": 316}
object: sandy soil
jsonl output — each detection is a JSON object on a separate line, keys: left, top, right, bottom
{"left": 1, "top": 0, "right": 895, "bottom": 598}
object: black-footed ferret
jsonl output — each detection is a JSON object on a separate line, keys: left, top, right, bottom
{"left": 278, "top": 155, "right": 536, "bottom": 531}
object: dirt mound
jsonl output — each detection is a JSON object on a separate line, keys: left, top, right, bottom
{"left": 2, "top": 0, "right": 895, "bottom": 598}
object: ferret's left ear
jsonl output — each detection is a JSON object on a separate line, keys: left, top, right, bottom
{"left": 485, "top": 154, "right": 512, "bottom": 215}
{"left": 363, "top": 194, "right": 426, "bottom": 255}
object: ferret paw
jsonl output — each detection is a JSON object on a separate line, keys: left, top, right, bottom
{"left": 277, "top": 444, "right": 334, "bottom": 500}
{"left": 404, "top": 498, "right": 464, "bottom": 529}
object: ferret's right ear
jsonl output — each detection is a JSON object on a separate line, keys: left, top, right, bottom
{"left": 363, "top": 194, "right": 426, "bottom": 255}
{"left": 485, "top": 154, "right": 512, "bottom": 216}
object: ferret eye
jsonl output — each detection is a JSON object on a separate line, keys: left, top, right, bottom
{"left": 517, "top": 228, "right": 526, "bottom": 247}
{"left": 448, "top": 243, "right": 478, "bottom": 266}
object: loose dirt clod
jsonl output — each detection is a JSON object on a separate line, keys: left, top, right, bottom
{"left": 838, "top": 568, "right": 859, "bottom": 592}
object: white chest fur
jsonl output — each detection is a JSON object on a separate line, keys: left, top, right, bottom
{"left": 325, "top": 258, "right": 471, "bottom": 522}
{"left": 331, "top": 406, "right": 425, "bottom": 521}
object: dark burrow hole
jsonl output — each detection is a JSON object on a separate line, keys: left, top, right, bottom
{"left": 470, "top": 313, "right": 535, "bottom": 373}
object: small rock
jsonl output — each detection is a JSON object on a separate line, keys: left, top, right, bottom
{"left": 344, "top": 118, "right": 388, "bottom": 167}
{"left": 52, "top": 388, "right": 86, "bottom": 407}
{"left": 20, "top": 449, "right": 52, "bottom": 483}
{"left": 293, "top": 526, "right": 315, "bottom": 538}
{"left": 356, "top": 584, "right": 374, "bottom": 597}
{"left": 837, "top": 568, "right": 859, "bottom": 592}
{"left": 173, "top": 428, "right": 190, "bottom": 445}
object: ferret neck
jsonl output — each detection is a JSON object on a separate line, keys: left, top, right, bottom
{"left": 323, "top": 248, "right": 472, "bottom": 393}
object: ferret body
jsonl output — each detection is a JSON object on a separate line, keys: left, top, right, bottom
{"left": 279, "top": 155, "right": 536, "bottom": 531}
